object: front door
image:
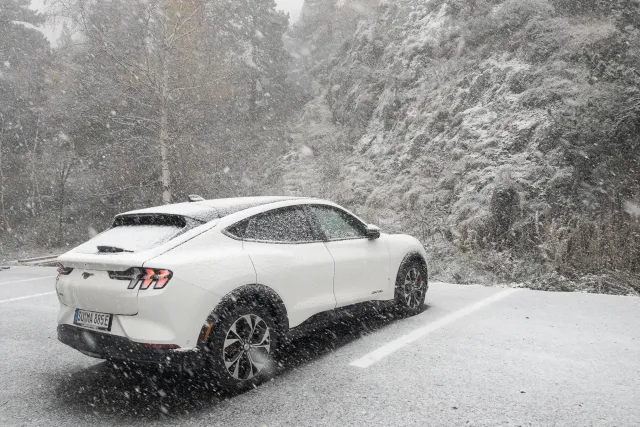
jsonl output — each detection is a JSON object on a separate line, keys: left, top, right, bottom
{"left": 306, "top": 204, "right": 391, "bottom": 307}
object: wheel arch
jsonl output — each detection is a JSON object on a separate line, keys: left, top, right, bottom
{"left": 197, "top": 283, "right": 289, "bottom": 346}
{"left": 398, "top": 251, "right": 429, "bottom": 282}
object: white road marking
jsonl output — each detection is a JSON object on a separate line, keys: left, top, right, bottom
{"left": 0, "top": 276, "right": 56, "bottom": 286}
{"left": 0, "top": 291, "right": 56, "bottom": 304}
{"left": 350, "top": 288, "right": 520, "bottom": 368}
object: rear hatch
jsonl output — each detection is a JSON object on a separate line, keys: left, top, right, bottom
{"left": 57, "top": 212, "right": 217, "bottom": 315}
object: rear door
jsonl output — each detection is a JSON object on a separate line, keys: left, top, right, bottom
{"left": 306, "top": 204, "right": 391, "bottom": 307}
{"left": 240, "top": 206, "right": 336, "bottom": 328}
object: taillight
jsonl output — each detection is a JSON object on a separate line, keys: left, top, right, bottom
{"left": 108, "top": 268, "right": 173, "bottom": 290}
{"left": 108, "top": 268, "right": 143, "bottom": 289}
{"left": 57, "top": 264, "right": 73, "bottom": 279}
{"left": 139, "top": 269, "right": 173, "bottom": 290}
{"left": 139, "top": 269, "right": 155, "bottom": 290}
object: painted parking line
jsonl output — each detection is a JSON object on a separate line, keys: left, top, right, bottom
{"left": 0, "top": 276, "right": 56, "bottom": 286}
{"left": 0, "top": 291, "right": 56, "bottom": 304}
{"left": 350, "top": 288, "right": 520, "bottom": 368}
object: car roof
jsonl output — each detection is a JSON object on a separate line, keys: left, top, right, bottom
{"left": 116, "top": 196, "right": 313, "bottom": 223}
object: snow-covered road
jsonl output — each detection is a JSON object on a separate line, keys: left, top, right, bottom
{"left": 1, "top": 267, "right": 639, "bottom": 426}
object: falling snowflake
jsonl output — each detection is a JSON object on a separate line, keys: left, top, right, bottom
{"left": 624, "top": 201, "right": 640, "bottom": 216}
{"left": 299, "top": 145, "right": 313, "bottom": 157}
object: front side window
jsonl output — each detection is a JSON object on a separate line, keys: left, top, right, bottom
{"left": 308, "top": 205, "right": 367, "bottom": 240}
{"left": 244, "top": 207, "right": 316, "bottom": 243}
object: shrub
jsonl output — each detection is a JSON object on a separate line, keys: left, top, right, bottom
{"left": 489, "top": 185, "right": 521, "bottom": 245}
{"left": 545, "top": 215, "right": 640, "bottom": 275}
{"left": 550, "top": 0, "right": 602, "bottom": 15}
{"left": 464, "top": 0, "right": 554, "bottom": 48}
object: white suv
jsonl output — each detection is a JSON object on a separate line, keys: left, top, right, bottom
{"left": 56, "top": 197, "right": 428, "bottom": 390}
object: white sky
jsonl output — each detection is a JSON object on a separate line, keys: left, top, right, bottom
{"left": 277, "top": 0, "right": 304, "bottom": 23}
{"left": 29, "top": 0, "right": 304, "bottom": 45}
{"left": 31, "top": 0, "right": 305, "bottom": 23}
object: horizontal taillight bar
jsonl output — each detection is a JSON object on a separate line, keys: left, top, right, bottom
{"left": 108, "top": 268, "right": 173, "bottom": 290}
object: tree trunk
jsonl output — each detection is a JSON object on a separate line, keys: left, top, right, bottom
{"left": 249, "top": 69, "right": 258, "bottom": 122}
{"left": 160, "top": 55, "right": 172, "bottom": 205}
{"left": 56, "top": 161, "right": 74, "bottom": 246}
{"left": 31, "top": 113, "right": 43, "bottom": 213}
{"left": 0, "top": 129, "right": 8, "bottom": 238}
{"left": 248, "top": 7, "right": 259, "bottom": 123}
{"left": 327, "top": 0, "right": 335, "bottom": 40}
{"left": 57, "top": 176, "right": 65, "bottom": 245}
{"left": 57, "top": 166, "right": 66, "bottom": 245}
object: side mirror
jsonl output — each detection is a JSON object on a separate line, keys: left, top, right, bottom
{"left": 366, "top": 224, "right": 381, "bottom": 240}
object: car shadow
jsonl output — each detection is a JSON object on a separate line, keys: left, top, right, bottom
{"left": 48, "top": 304, "right": 428, "bottom": 422}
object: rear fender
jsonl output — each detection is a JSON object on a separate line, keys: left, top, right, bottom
{"left": 142, "top": 228, "right": 256, "bottom": 295}
{"left": 197, "top": 284, "right": 289, "bottom": 346}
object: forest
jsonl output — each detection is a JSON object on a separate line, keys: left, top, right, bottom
{"left": 1, "top": 0, "right": 639, "bottom": 293}
{"left": 1, "top": 0, "right": 297, "bottom": 250}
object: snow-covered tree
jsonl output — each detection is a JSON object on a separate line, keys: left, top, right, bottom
{"left": 0, "top": 0, "right": 50, "bottom": 242}
{"left": 48, "top": 0, "right": 290, "bottom": 206}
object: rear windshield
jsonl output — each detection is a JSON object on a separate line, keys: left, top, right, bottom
{"left": 74, "top": 214, "right": 203, "bottom": 254}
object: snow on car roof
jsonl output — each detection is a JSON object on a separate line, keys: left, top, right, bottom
{"left": 116, "top": 196, "right": 310, "bottom": 223}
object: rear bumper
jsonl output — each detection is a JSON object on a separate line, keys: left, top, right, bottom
{"left": 57, "top": 324, "right": 199, "bottom": 364}
{"left": 56, "top": 277, "right": 222, "bottom": 349}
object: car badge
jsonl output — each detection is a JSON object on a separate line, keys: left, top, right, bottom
{"left": 82, "top": 272, "right": 94, "bottom": 279}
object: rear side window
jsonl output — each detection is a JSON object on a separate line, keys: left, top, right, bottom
{"left": 74, "top": 214, "right": 202, "bottom": 254}
{"left": 224, "top": 219, "right": 250, "bottom": 239}
{"left": 244, "top": 207, "right": 315, "bottom": 243}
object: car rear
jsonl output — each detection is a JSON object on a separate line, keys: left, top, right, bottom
{"left": 56, "top": 210, "right": 222, "bottom": 363}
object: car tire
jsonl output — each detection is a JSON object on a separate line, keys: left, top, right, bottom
{"left": 204, "top": 303, "right": 280, "bottom": 392}
{"left": 394, "top": 256, "right": 428, "bottom": 316}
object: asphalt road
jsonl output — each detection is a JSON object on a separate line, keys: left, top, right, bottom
{"left": 0, "top": 266, "right": 639, "bottom": 427}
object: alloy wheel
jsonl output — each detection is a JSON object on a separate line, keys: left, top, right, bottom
{"left": 222, "top": 314, "right": 271, "bottom": 380}
{"left": 402, "top": 267, "right": 425, "bottom": 309}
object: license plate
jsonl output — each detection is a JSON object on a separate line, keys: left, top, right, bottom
{"left": 74, "top": 309, "right": 113, "bottom": 331}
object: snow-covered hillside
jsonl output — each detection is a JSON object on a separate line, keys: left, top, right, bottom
{"left": 276, "top": 0, "right": 640, "bottom": 289}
